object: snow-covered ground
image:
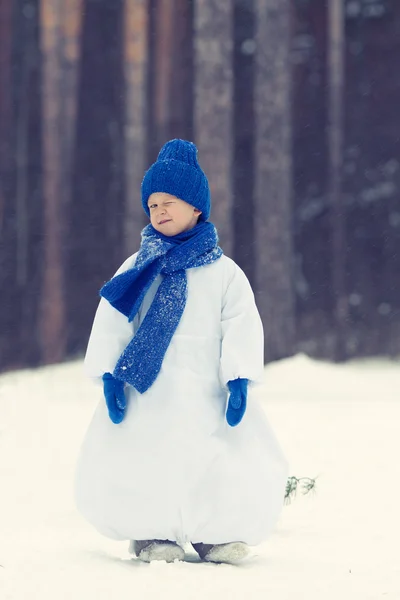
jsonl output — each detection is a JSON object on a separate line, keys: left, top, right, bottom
{"left": 0, "top": 354, "right": 399, "bottom": 599}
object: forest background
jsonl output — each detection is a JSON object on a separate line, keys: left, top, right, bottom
{"left": 0, "top": 0, "right": 399, "bottom": 372}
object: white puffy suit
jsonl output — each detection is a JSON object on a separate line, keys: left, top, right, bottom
{"left": 75, "top": 253, "right": 288, "bottom": 546}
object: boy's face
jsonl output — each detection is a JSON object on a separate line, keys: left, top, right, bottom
{"left": 147, "top": 192, "right": 202, "bottom": 236}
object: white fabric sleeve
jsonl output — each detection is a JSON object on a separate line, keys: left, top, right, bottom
{"left": 219, "top": 262, "right": 264, "bottom": 387}
{"left": 83, "top": 253, "right": 139, "bottom": 381}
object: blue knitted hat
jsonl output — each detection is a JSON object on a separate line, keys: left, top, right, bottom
{"left": 141, "top": 139, "right": 211, "bottom": 221}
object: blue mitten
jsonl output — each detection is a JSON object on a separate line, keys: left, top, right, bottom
{"left": 102, "top": 372, "right": 127, "bottom": 424}
{"left": 226, "top": 378, "right": 248, "bottom": 427}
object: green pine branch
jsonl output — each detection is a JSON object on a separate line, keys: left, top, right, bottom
{"left": 284, "top": 476, "right": 317, "bottom": 504}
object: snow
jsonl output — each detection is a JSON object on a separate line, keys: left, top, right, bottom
{"left": 0, "top": 354, "right": 399, "bottom": 599}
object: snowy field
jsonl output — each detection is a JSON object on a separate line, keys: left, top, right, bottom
{"left": 0, "top": 354, "right": 399, "bottom": 600}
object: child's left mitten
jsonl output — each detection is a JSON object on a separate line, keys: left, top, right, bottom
{"left": 226, "top": 378, "right": 248, "bottom": 427}
{"left": 102, "top": 372, "right": 126, "bottom": 424}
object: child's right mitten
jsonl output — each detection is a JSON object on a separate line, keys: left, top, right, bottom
{"left": 102, "top": 372, "right": 126, "bottom": 424}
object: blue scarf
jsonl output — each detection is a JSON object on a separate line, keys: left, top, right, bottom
{"left": 100, "top": 221, "right": 223, "bottom": 393}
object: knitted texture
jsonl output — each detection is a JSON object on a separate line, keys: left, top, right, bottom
{"left": 102, "top": 372, "right": 126, "bottom": 424}
{"left": 100, "top": 221, "right": 223, "bottom": 393}
{"left": 226, "top": 378, "right": 248, "bottom": 427}
{"left": 141, "top": 139, "right": 211, "bottom": 220}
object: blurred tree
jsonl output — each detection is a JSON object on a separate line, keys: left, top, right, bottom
{"left": 39, "top": 0, "right": 83, "bottom": 364}
{"left": 0, "top": 1, "right": 12, "bottom": 169}
{"left": 150, "top": 0, "right": 175, "bottom": 156}
{"left": 233, "top": 0, "right": 256, "bottom": 285}
{"left": 0, "top": 0, "right": 43, "bottom": 371}
{"left": 61, "top": 0, "right": 83, "bottom": 183}
{"left": 148, "top": 0, "right": 193, "bottom": 162}
{"left": 0, "top": 0, "right": 13, "bottom": 231}
{"left": 169, "top": 0, "right": 194, "bottom": 143}
{"left": 254, "top": 0, "right": 295, "bottom": 362}
{"left": 39, "top": 0, "right": 66, "bottom": 364}
{"left": 291, "top": 0, "right": 331, "bottom": 358}
{"left": 123, "top": 0, "right": 148, "bottom": 256}
{"left": 343, "top": 0, "right": 400, "bottom": 358}
{"left": 327, "top": 0, "right": 347, "bottom": 361}
{"left": 194, "top": 0, "right": 234, "bottom": 255}
{"left": 0, "top": 0, "right": 14, "bottom": 369}
{"left": 67, "top": 0, "right": 125, "bottom": 355}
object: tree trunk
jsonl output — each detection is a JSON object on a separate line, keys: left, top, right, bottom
{"left": 39, "top": 0, "right": 66, "bottom": 364}
{"left": 1, "top": 0, "right": 44, "bottom": 369}
{"left": 194, "top": 0, "right": 233, "bottom": 255}
{"left": 148, "top": 0, "right": 192, "bottom": 164}
{"left": 0, "top": 0, "right": 13, "bottom": 230}
{"left": 254, "top": 0, "right": 295, "bottom": 362}
{"left": 60, "top": 0, "right": 83, "bottom": 209}
{"left": 233, "top": 0, "right": 256, "bottom": 284}
{"left": 169, "top": 0, "right": 193, "bottom": 141}
{"left": 327, "top": 0, "right": 347, "bottom": 361}
{"left": 0, "top": 0, "right": 15, "bottom": 369}
{"left": 152, "top": 0, "right": 174, "bottom": 154}
{"left": 68, "top": 0, "right": 125, "bottom": 356}
{"left": 123, "top": 0, "right": 148, "bottom": 255}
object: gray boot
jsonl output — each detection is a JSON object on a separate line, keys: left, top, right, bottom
{"left": 131, "top": 539, "right": 185, "bottom": 563}
{"left": 192, "top": 541, "right": 249, "bottom": 563}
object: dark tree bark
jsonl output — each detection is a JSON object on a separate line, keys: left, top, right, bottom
{"left": 291, "top": 0, "right": 331, "bottom": 358}
{"left": 0, "top": 0, "right": 43, "bottom": 371}
{"left": 150, "top": 0, "right": 175, "bottom": 157}
{"left": 233, "top": 0, "right": 256, "bottom": 284}
{"left": 147, "top": 0, "right": 193, "bottom": 164}
{"left": 327, "top": 0, "right": 347, "bottom": 360}
{"left": 0, "top": 0, "right": 15, "bottom": 369}
{"left": 169, "top": 0, "right": 194, "bottom": 142}
{"left": 123, "top": 0, "right": 149, "bottom": 256}
{"left": 68, "top": 0, "right": 126, "bottom": 356}
{"left": 38, "top": 0, "right": 83, "bottom": 364}
{"left": 60, "top": 0, "right": 83, "bottom": 183}
{"left": 0, "top": 0, "right": 13, "bottom": 229}
{"left": 254, "top": 0, "right": 295, "bottom": 362}
{"left": 39, "top": 0, "right": 66, "bottom": 364}
{"left": 194, "top": 0, "right": 234, "bottom": 255}
{"left": 16, "top": 0, "right": 44, "bottom": 368}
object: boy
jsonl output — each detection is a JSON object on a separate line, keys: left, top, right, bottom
{"left": 75, "top": 139, "right": 288, "bottom": 564}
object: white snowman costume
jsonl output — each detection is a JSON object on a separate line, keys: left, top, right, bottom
{"left": 75, "top": 252, "right": 288, "bottom": 546}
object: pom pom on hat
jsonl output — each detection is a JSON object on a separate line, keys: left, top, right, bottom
{"left": 141, "top": 139, "right": 211, "bottom": 220}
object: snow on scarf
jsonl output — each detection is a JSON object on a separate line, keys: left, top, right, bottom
{"left": 100, "top": 221, "right": 223, "bottom": 393}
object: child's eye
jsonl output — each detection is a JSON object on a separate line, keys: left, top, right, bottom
{"left": 149, "top": 204, "right": 157, "bottom": 209}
